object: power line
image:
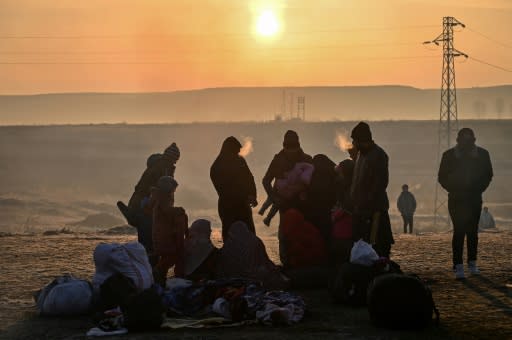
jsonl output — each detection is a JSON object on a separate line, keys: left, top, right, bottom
{"left": 467, "top": 27, "right": 512, "bottom": 49}
{"left": 0, "top": 55, "right": 438, "bottom": 65}
{"left": 469, "top": 56, "right": 512, "bottom": 73}
{"left": 0, "top": 41, "right": 422, "bottom": 55}
{"left": 0, "top": 25, "right": 438, "bottom": 40}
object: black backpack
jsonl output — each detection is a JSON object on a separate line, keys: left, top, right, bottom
{"left": 122, "top": 287, "right": 164, "bottom": 332}
{"left": 99, "top": 273, "right": 138, "bottom": 310}
{"left": 329, "top": 260, "right": 402, "bottom": 306}
{"left": 367, "top": 273, "right": 440, "bottom": 330}
{"left": 329, "top": 262, "right": 377, "bottom": 306}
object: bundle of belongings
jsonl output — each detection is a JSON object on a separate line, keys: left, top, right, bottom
{"left": 329, "top": 239, "right": 439, "bottom": 330}
{"left": 34, "top": 241, "right": 306, "bottom": 337}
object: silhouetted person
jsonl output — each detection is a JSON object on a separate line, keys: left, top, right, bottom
{"left": 350, "top": 122, "right": 394, "bottom": 258}
{"left": 397, "top": 184, "right": 416, "bottom": 234}
{"left": 304, "top": 154, "right": 337, "bottom": 240}
{"left": 118, "top": 143, "right": 180, "bottom": 255}
{"left": 262, "top": 130, "right": 312, "bottom": 265}
{"left": 334, "top": 158, "right": 355, "bottom": 211}
{"left": 438, "top": 128, "right": 493, "bottom": 280}
{"left": 210, "top": 137, "right": 257, "bottom": 240}
{"left": 478, "top": 206, "right": 496, "bottom": 231}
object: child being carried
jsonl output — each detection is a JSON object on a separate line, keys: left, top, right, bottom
{"left": 258, "top": 162, "right": 314, "bottom": 226}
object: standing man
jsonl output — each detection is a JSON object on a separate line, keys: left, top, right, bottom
{"left": 210, "top": 136, "right": 258, "bottom": 240}
{"left": 397, "top": 184, "right": 417, "bottom": 234}
{"left": 350, "top": 122, "right": 394, "bottom": 258}
{"left": 438, "top": 128, "right": 493, "bottom": 280}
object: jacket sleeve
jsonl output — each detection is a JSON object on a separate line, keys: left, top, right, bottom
{"left": 478, "top": 149, "right": 493, "bottom": 193}
{"left": 438, "top": 151, "right": 453, "bottom": 193}
{"left": 241, "top": 158, "right": 257, "bottom": 199}
{"left": 412, "top": 194, "right": 417, "bottom": 212}
{"left": 368, "top": 151, "right": 389, "bottom": 211}
{"left": 262, "top": 156, "right": 278, "bottom": 197}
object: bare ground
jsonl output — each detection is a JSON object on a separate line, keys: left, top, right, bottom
{"left": 1, "top": 230, "right": 511, "bottom": 339}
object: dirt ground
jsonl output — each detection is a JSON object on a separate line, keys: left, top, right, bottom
{"left": 1, "top": 230, "right": 511, "bottom": 339}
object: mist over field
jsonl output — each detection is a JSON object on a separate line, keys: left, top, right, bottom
{"left": 1, "top": 85, "right": 512, "bottom": 125}
{"left": 0, "top": 120, "right": 511, "bottom": 234}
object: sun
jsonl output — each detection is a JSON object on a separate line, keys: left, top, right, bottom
{"left": 256, "top": 10, "right": 279, "bottom": 37}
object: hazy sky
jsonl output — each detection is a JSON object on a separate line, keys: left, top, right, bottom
{"left": 0, "top": 0, "right": 511, "bottom": 94}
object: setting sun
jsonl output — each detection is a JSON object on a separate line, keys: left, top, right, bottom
{"left": 256, "top": 9, "right": 279, "bottom": 37}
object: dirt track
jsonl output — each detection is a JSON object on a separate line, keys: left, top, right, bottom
{"left": 1, "top": 230, "right": 511, "bottom": 339}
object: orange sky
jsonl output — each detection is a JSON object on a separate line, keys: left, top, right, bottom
{"left": 0, "top": 0, "right": 511, "bottom": 94}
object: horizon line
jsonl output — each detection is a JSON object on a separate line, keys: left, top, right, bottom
{"left": 1, "top": 83, "right": 512, "bottom": 96}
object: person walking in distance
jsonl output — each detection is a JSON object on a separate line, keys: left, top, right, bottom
{"left": 397, "top": 184, "right": 416, "bottom": 234}
{"left": 438, "top": 128, "right": 493, "bottom": 280}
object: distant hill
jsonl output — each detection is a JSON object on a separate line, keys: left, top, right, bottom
{"left": 0, "top": 85, "right": 511, "bottom": 125}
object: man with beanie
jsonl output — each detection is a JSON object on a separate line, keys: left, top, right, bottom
{"left": 262, "top": 130, "right": 312, "bottom": 266}
{"left": 118, "top": 142, "right": 180, "bottom": 255}
{"left": 438, "top": 128, "right": 493, "bottom": 280}
{"left": 350, "top": 122, "right": 394, "bottom": 258}
{"left": 210, "top": 136, "right": 258, "bottom": 240}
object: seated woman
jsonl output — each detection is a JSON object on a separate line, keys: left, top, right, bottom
{"left": 215, "top": 221, "right": 289, "bottom": 290}
{"left": 184, "top": 219, "right": 219, "bottom": 281}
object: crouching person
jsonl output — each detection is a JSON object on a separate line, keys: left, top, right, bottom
{"left": 147, "top": 176, "right": 188, "bottom": 286}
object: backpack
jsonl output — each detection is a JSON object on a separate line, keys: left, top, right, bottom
{"left": 99, "top": 273, "right": 138, "bottom": 310}
{"left": 36, "top": 274, "right": 92, "bottom": 316}
{"left": 329, "top": 260, "right": 402, "bottom": 306}
{"left": 122, "top": 287, "right": 164, "bottom": 332}
{"left": 367, "top": 273, "right": 440, "bottom": 330}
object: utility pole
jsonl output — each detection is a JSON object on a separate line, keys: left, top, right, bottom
{"left": 424, "top": 16, "right": 468, "bottom": 227}
{"left": 297, "top": 96, "right": 305, "bottom": 121}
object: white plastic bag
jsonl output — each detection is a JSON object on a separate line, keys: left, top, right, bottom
{"left": 350, "top": 239, "right": 379, "bottom": 266}
{"left": 36, "top": 274, "right": 92, "bottom": 316}
{"left": 92, "top": 242, "right": 153, "bottom": 293}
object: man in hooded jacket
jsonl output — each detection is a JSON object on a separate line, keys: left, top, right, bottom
{"left": 210, "top": 136, "right": 258, "bottom": 240}
{"left": 438, "top": 128, "right": 493, "bottom": 280}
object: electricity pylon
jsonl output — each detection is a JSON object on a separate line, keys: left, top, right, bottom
{"left": 423, "top": 17, "right": 468, "bottom": 227}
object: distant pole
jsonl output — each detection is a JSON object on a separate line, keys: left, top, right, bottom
{"left": 424, "top": 17, "right": 468, "bottom": 228}
{"left": 297, "top": 96, "right": 306, "bottom": 121}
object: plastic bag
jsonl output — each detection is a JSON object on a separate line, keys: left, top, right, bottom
{"left": 350, "top": 239, "right": 379, "bottom": 266}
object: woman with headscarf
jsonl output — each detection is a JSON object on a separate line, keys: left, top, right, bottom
{"left": 304, "top": 154, "right": 338, "bottom": 240}
{"left": 184, "top": 219, "right": 219, "bottom": 281}
{"left": 210, "top": 137, "right": 258, "bottom": 240}
{"left": 216, "top": 221, "right": 289, "bottom": 290}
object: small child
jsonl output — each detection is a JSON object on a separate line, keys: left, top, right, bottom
{"left": 258, "top": 162, "right": 314, "bottom": 226}
{"left": 147, "top": 176, "right": 188, "bottom": 286}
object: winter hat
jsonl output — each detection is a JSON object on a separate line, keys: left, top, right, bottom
{"left": 351, "top": 122, "right": 372, "bottom": 142}
{"left": 283, "top": 130, "right": 300, "bottom": 149}
{"left": 146, "top": 153, "right": 162, "bottom": 168}
{"left": 164, "top": 143, "right": 180, "bottom": 162}
{"left": 184, "top": 219, "right": 215, "bottom": 276}
{"left": 155, "top": 176, "right": 178, "bottom": 193}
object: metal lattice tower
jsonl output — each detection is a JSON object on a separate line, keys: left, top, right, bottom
{"left": 424, "top": 17, "right": 468, "bottom": 227}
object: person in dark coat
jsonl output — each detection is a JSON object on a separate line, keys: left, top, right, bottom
{"left": 349, "top": 122, "right": 394, "bottom": 258}
{"left": 262, "top": 130, "right": 313, "bottom": 266}
{"left": 210, "top": 136, "right": 258, "bottom": 240}
{"left": 438, "top": 128, "right": 493, "bottom": 280}
{"left": 397, "top": 184, "right": 417, "bottom": 234}
{"left": 117, "top": 143, "right": 180, "bottom": 256}
{"left": 304, "top": 154, "right": 337, "bottom": 240}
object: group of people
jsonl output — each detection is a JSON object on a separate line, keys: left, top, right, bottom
{"left": 119, "top": 123, "right": 493, "bottom": 284}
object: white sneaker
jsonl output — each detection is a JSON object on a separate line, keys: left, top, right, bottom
{"left": 468, "top": 261, "right": 481, "bottom": 275}
{"left": 454, "top": 264, "right": 465, "bottom": 280}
